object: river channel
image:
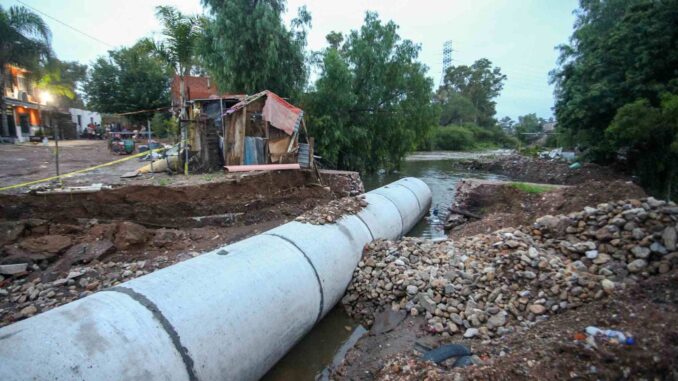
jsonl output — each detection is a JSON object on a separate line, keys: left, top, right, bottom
{"left": 262, "top": 154, "right": 508, "bottom": 380}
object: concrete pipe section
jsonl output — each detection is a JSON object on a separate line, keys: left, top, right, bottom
{"left": 0, "top": 177, "right": 431, "bottom": 381}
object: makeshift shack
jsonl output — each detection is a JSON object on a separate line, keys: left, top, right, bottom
{"left": 186, "top": 95, "right": 242, "bottom": 171}
{"left": 222, "top": 90, "right": 312, "bottom": 169}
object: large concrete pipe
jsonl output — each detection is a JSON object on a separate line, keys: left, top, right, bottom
{"left": 0, "top": 177, "right": 431, "bottom": 381}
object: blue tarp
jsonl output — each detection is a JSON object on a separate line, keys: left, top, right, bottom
{"left": 244, "top": 137, "right": 266, "bottom": 165}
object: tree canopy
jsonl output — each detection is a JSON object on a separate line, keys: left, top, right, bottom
{"left": 551, "top": 0, "right": 678, "bottom": 198}
{"left": 514, "top": 113, "right": 544, "bottom": 144}
{"left": 303, "top": 13, "right": 437, "bottom": 172}
{"left": 85, "top": 42, "right": 170, "bottom": 121}
{"left": 0, "top": 5, "right": 51, "bottom": 74}
{"left": 200, "top": 0, "right": 310, "bottom": 99}
{"left": 148, "top": 6, "right": 203, "bottom": 78}
{"left": 436, "top": 58, "right": 506, "bottom": 127}
{"left": 35, "top": 58, "right": 87, "bottom": 108}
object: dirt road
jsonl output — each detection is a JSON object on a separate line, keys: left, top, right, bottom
{"left": 0, "top": 140, "right": 144, "bottom": 192}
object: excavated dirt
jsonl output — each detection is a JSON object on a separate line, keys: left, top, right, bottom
{"left": 0, "top": 170, "right": 362, "bottom": 326}
{"left": 448, "top": 180, "right": 646, "bottom": 239}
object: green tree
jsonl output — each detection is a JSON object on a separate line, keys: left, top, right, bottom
{"left": 606, "top": 94, "right": 678, "bottom": 200}
{"left": 498, "top": 116, "right": 514, "bottom": 134}
{"left": 0, "top": 5, "right": 51, "bottom": 136}
{"left": 150, "top": 111, "right": 179, "bottom": 139}
{"left": 35, "top": 59, "right": 87, "bottom": 108}
{"left": 438, "top": 92, "right": 477, "bottom": 126}
{"left": 514, "top": 113, "right": 544, "bottom": 143}
{"left": 146, "top": 6, "right": 202, "bottom": 120}
{"left": 85, "top": 42, "right": 170, "bottom": 122}
{"left": 304, "top": 13, "right": 437, "bottom": 172}
{"left": 200, "top": 0, "right": 310, "bottom": 99}
{"left": 551, "top": 0, "right": 678, "bottom": 198}
{"left": 552, "top": 0, "right": 678, "bottom": 158}
{"left": 437, "top": 58, "right": 506, "bottom": 127}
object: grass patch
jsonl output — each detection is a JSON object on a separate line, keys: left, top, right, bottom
{"left": 510, "top": 182, "right": 553, "bottom": 194}
{"left": 157, "top": 178, "right": 172, "bottom": 187}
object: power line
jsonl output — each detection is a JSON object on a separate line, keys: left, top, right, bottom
{"left": 14, "top": 0, "right": 115, "bottom": 48}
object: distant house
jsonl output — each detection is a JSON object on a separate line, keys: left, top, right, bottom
{"left": 1, "top": 64, "right": 78, "bottom": 142}
{"left": 1, "top": 65, "right": 43, "bottom": 142}
{"left": 542, "top": 121, "right": 557, "bottom": 133}
{"left": 69, "top": 108, "right": 101, "bottom": 135}
{"left": 170, "top": 75, "right": 244, "bottom": 111}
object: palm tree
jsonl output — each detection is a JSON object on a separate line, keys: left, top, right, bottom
{"left": 148, "top": 5, "right": 202, "bottom": 174}
{"left": 0, "top": 5, "right": 52, "bottom": 136}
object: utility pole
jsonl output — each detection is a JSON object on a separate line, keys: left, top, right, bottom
{"left": 441, "top": 40, "right": 453, "bottom": 84}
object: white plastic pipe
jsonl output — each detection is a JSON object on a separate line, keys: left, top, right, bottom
{"left": 0, "top": 177, "right": 431, "bottom": 381}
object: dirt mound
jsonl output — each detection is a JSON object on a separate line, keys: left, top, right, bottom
{"left": 449, "top": 180, "right": 646, "bottom": 238}
{"left": 455, "top": 154, "right": 628, "bottom": 185}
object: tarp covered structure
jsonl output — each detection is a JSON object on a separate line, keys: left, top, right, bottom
{"left": 225, "top": 90, "right": 303, "bottom": 136}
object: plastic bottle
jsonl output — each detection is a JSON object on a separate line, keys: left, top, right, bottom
{"left": 585, "top": 326, "right": 632, "bottom": 343}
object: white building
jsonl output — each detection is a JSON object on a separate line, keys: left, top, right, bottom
{"left": 69, "top": 108, "right": 101, "bottom": 135}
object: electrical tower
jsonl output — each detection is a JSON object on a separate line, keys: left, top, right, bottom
{"left": 441, "top": 40, "right": 453, "bottom": 82}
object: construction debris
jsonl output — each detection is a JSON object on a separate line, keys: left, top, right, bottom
{"left": 295, "top": 196, "right": 368, "bottom": 225}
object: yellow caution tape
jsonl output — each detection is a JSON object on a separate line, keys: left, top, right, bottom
{"left": 0, "top": 146, "right": 169, "bottom": 192}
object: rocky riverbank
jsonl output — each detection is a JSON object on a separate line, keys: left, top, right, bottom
{"left": 451, "top": 154, "right": 627, "bottom": 185}
{"left": 446, "top": 179, "right": 646, "bottom": 238}
{"left": 338, "top": 196, "right": 677, "bottom": 379}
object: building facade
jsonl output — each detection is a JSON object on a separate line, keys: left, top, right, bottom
{"left": 1, "top": 65, "right": 44, "bottom": 142}
{"left": 69, "top": 108, "right": 101, "bottom": 135}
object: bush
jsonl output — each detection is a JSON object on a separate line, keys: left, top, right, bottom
{"left": 150, "top": 112, "right": 179, "bottom": 140}
{"left": 429, "top": 124, "right": 519, "bottom": 151}
{"left": 433, "top": 125, "right": 475, "bottom": 150}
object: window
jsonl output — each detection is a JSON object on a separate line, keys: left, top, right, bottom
{"left": 17, "top": 76, "right": 27, "bottom": 92}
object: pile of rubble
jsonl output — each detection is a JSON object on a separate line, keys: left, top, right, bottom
{"left": 342, "top": 197, "right": 677, "bottom": 339}
{"left": 0, "top": 252, "right": 198, "bottom": 326}
{"left": 295, "top": 196, "right": 368, "bottom": 225}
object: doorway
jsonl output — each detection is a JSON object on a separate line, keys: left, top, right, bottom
{"left": 19, "top": 114, "right": 29, "bottom": 135}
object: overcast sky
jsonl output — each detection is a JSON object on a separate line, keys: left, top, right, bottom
{"left": 4, "top": 0, "right": 578, "bottom": 120}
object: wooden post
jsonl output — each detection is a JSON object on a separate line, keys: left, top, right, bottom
{"left": 54, "top": 121, "right": 61, "bottom": 185}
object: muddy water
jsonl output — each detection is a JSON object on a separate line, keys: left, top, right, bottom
{"left": 363, "top": 159, "right": 508, "bottom": 239}
{"left": 260, "top": 307, "right": 362, "bottom": 381}
{"left": 263, "top": 156, "right": 508, "bottom": 380}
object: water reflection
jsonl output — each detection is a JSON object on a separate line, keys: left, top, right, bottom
{"left": 261, "top": 307, "right": 360, "bottom": 381}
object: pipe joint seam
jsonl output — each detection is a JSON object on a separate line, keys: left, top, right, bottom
{"left": 265, "top": 233, "right": 325, "bottom": 324}
{"left": 369, "top": 191, "right": 406, "bottom": 237}
{"left": 108, "top": 287, "right": 198, "bottom": 381}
